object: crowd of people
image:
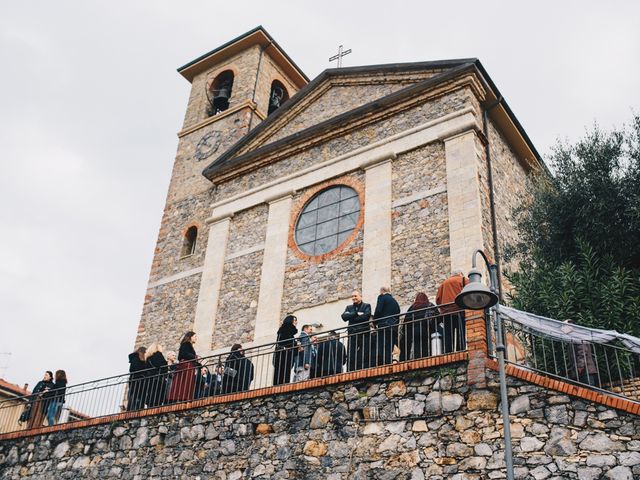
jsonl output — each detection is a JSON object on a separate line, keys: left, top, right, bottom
{"left": 126, "top": 332, "right": 255, "bottom": 411}
{"left": 274, "top": 274, "right": 467, "bottom": 385}
{"left": 18, "top": 273, "right": 468, "bottom": 418}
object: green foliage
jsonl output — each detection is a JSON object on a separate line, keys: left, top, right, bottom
{"left": 507, "top": 242, "right": 640, "bottom": 336}
{"left": 507, "top": 114, "right": 640, "bottom": 334}
{"left": 508, "top": 114, "right": 640, "bottom": 268}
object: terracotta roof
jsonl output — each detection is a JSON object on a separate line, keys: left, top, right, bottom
{"left": 0, "top": 378, "right": 30, "bottom": 397}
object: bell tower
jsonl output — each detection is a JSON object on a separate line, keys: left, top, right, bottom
{"left": 135, "top": 27, "right": 308, "bottom": 351}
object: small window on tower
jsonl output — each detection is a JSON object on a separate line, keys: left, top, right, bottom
{"left": 268, "top": 80, "right": 289, "bottom": 116}
{"left": 182, "top": 226, "right": 198, "bottom": 257}
{"left": 206, "top": 70, "right": 234, "bottom": 116}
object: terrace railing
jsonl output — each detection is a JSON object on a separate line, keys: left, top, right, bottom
{"left": 491, "top": 307, "right": 640, "bottom": 402}
{"left": 0, "top": 305, "right": 466, "bottom": 436}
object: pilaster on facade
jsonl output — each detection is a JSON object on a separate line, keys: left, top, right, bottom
{"left": 362, "top": 157, "right": 393, "bottom": 302}
{"left": 254, "top": 194, "right": 293, "bottom": 345}
{"left": 193, "top": 215, "right": 232, "bottom": 354}
{"left": 444, "top": 129, "right": 485, "bottom": 274}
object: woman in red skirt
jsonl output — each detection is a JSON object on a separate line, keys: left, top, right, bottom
{"left": 167, "top": 331, "right": 199, "bottom": 403}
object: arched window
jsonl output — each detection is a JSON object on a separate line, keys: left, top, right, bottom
{"left": 182, "top": 226, "right": 198, "bottom": 257}
{"left": 207, "top": 70, "right": 234, "bottom": 116}
{"left": 268, "top": 80, "right": 289, "bottom": 116}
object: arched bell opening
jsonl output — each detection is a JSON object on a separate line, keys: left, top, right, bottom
{"left": 268, "top": 80, "right": 289, "bottom": 116}
{"left": 207, "top": 70, "right": 234, "bottom": 116}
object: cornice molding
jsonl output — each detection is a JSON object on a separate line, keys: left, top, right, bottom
{"left": 208, "top": 73, "right": 485, "bottom": 184}
{"left": 177, "top": 100, "right": 264, "bottom": 138}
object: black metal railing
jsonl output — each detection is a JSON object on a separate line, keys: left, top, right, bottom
{"left": 493, "top": 309, "right": 640, "bottom": 401}
{"left": 0, "top": 305, "right": 466, "bottom": 435}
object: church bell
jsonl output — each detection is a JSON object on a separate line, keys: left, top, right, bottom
{"left": 212, "top": 82, "right": 231, "bottom": 113}
{"left": 268, "top": 86, "right": 284, "bottom": 115}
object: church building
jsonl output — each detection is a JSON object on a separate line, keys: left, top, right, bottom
{"left": 135, "top": 26, "right": 542, "bottom": 357}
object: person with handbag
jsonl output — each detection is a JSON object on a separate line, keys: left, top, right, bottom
{"left": 223, "top": 344, "right": 254, "bottom": 393}
{"left": 24, "top": 371, "right": 54, "bottom": 429}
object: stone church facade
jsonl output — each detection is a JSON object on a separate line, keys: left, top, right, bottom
{"left": 135, "top": 26, "right": 542, "bottom": 356}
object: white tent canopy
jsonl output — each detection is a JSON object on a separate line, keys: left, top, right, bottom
{"left": 499, "top": 305, "right": 640, "bottom": 355}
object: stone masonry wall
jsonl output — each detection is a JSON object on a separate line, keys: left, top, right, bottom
{"left": 485, "top": 119, "right": 532, "bottom": 274}
{"left": 475, "top": 119, "right": 532, "bottom": 276}
{"left": 268, "top": 71, "right": 441, "bottom": 144}
{"left": 2, "top": 364, "right": 640, "bottom": 479}
{"left": 137, "top": 274, "right": 201, "bottom": 352}
{"left": 213, "top": 251, "right": 264, "bottom": 350}
{"left": 211, "top": 205, "right": 268, "bottom": 350}
{"left": 391, "top": 143, "right": 450, "bottom": 305}
{"left": 214, "top": 88, "right": 474, "bottom": 202}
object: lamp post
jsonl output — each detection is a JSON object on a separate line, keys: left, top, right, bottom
{"left": 455, "top": 249, "right": 514, "bottom": 480}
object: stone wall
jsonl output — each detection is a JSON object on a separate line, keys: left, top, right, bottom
{"left": 390, "top": 143, "right": 449, "bottom": 305}
{"left": 476, "top": 118, "right": 532, "bottom": 276}
{"left": 136, "top": 274, "right": 202, "bottom": 354}
{"left": 2, "top": 364, "right": 639, "bottom": 480}
{"left": 214, "top": 88, "right": 474, "bottom": 202}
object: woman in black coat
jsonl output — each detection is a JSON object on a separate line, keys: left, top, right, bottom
{"left": 400, "top": 292, "right": 436, "bottom": 361}
{"left": 167, "top": 332, "right": 200, "bottom": 402}
{"left": 273, "top": 315, "right": 298, "bottom": 385}
{"left": 24, "top": 371, "right": 54, "bottom": 429}
{"left": 223, "top": 344, "right": 254, "bottom": 394}
{"left": 145, "top": 344, "right": 168, "bottom": 407}
{"left": 127, "top": 347, "right": 147, "bottom": 411}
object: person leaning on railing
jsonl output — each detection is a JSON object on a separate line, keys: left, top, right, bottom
{"left": 43, "top": 370, "right": 67, "bottom": 426}
{"left": 436, "top": 270, "right": 469, "bottom": 353}
{"left": 23, "top": 371, "right": 54, "bottom": 429}
{"left": 313, "top": 331, "right": 346, "bottom": 377}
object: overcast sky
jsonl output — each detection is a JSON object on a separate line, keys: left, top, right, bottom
{"left": 1, "top": 1, "right": 639, "bottom": 390}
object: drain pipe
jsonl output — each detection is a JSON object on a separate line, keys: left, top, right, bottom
{"left": 482, "top": 96, "right": 504, "bottom": 302}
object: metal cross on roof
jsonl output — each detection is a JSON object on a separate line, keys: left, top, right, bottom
{"left": 329, "top": 45, "right": 352, "bottom": 68}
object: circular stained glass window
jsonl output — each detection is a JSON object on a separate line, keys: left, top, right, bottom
{"left": 295, "top": 185, "right": 361, "bottom": 256}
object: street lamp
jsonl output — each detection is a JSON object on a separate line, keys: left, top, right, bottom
{"left": 455, "top": 249, "right": 514, "bottom": 480}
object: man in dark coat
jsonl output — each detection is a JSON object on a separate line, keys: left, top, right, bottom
{"left": 341, "top": 290, "right": 372, "bottom": 371}
{"left": 373, "top": 286, "right": 401, "bottom": 366}
{"left": 314, "top": 331, "right": 347, "bottom": 377}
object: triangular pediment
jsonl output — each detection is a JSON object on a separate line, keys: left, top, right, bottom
{"left": 203, "top": 59, "right": 544, "bottom": 181}
{"left": 203, "top": 60, "right": 475, "bottom": 179}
